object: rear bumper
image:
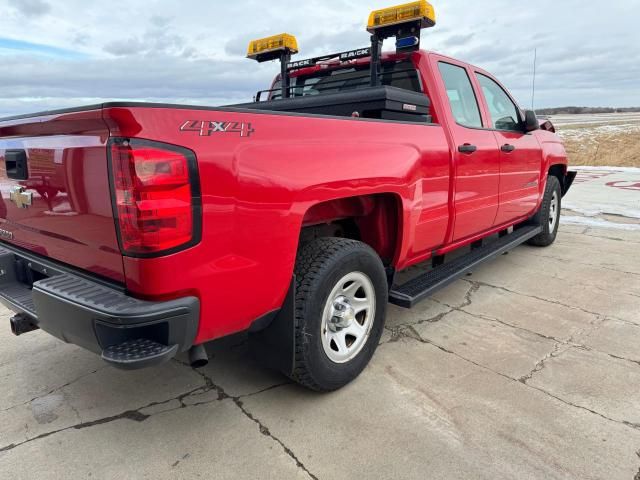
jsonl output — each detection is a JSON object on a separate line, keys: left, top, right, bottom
{"left": 0, "top": 243, "right": 199, "bottom": 369}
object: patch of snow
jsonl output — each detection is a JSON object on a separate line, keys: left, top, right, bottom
{"left": 572, "top": 166, "right": 640, "bottom": 173}
{"left": 550, "top": 113, "right": 640, "bottom": 127}
{"left": 556, "top": 123, "right": 640, "bottom": 143}
{"left": 563, "top": 201, "right": 640, "bottom": 220}
{"left": 561, "top": 215, "right": 640, "bottom": 231}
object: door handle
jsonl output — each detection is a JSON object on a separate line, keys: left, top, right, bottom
{"left": 501, "top": 144, "right": 516, "bottom": 153}
{"left": 458, "top": 144, "right": 477, "bottom": 154}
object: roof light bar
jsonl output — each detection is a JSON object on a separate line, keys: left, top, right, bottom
{"left": 367, "top": 1, "right": 436, "bottom": 33}
{"left": 247, "top": 33, "right": 299, "bottom": 63}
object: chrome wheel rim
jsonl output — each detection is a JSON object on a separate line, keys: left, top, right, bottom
{"left": 549, "top": 190, "right": 559, "bottom": 231}
{"left": 321, "top": 272, "right": 376, "bottom": 364}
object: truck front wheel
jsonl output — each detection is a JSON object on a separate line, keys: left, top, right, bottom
{"left": 527, "top": 175, "right": 562, "bottom": 247}
{"left": 291, "top": 238, "right": 387, "bottom": 391}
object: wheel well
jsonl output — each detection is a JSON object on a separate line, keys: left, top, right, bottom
{"left": 548, "top": 164, "right": 567, "bottom": 192}
{"left": 300, "top": 194, "right": 401, "bottom": 266}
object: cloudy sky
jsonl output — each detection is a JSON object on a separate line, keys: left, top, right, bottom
{"left": 0, "top": 0, "right": 638, "bottom": 117}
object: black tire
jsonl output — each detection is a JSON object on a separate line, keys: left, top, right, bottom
{"left": 291, "top": 237, "right": 388, "bottom": 391}
{"left": 527, "top": 175, "right": 562, "bottom": 247}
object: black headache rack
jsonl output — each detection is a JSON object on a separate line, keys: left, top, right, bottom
{"left": 232, "top": 85, "right": 431, "bottom": 123}
{"left": 0, "top": 244, "right": 199, "bottom": 369}
{"left": 253, "top": 65, "right": 421, "bottom": 103}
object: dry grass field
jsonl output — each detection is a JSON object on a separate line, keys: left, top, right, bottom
{"left": 553, "top": 114, "right": 640, "bottom": 167}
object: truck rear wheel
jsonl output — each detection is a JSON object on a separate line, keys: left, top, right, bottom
{"left": 528, "top": 175, "right": 562, "bottom": 247}
{"left": 291, "top": 238, "right": 387, "bottom": 391}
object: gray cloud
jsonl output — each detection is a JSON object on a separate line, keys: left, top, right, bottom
{"left": 0, "top": 0, "right": 638, "bottom": 117}
{"left": 441, "top": 33, "right": 475, "bottom": 48}
{"left": 0, "top": 55, "right": 261, "bottom": 97}
{"left": 150, "top": 15, "right": 171, "bottom": 28}
{"left": 103, "top": 19, "right": 188, "bottom": 57}
{"left": 8, "top": 0, "right": 50, "bottom": 17}
{"left": 72, "top": 32, "right": 91, "bottom": 46}
{"left": 225, "top": 35, "right": 251, "bottom": 57}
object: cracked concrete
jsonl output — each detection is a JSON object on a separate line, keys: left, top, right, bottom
{"left": 0, "top": 352, "right": 312, "bottom": 479}
{"left": 242, "top": 335, "right": 640, "bottom": 479}
{"left": 517, "top": 341, "right": 568, "bottom": 384}
{"left": 1, "top": 216, "right": 640, "bottom": 477}
{"left": 412, "top": 308, "right": 562, "bottom": 380}
{"left": 527, "top": 346, "right": 640, "bottom": 427}
{"left": 2, "top": 396, "right": 310, "bottom": 479}
{"left": 380, "top": 325, "right": 640, "bottom": 435}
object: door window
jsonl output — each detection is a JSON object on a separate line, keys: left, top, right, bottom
{"left": 438, "top": 62, "right": 482, "bottom": 128}
{"left": 476, "top": 73, "right": 522, "bottom": 132}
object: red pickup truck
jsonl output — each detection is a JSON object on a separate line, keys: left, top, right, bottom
{"left": 0, "top": 4, "right": 575, "bottom": 391}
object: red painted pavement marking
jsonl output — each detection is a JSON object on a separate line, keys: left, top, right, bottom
{"left": 606, "top": 181, "right": 640, "bottom": 192}
{"left": 573, "top": 171, "right": 615, "bottom": 184}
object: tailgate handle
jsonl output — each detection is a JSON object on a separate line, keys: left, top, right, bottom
{"left": 5, "top": 150, "right": 29, "bottom": 180}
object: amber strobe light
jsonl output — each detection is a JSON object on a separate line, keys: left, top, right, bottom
{"left": 367, "top": 0, "right": 436, "bottom": 33}
{"left": 110, "top": 139, "right": 201, "bottom": 256}
{"left": 247, "top": 33, "right": 299, "bottom": 61}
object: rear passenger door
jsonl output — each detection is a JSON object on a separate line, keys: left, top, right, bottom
{"left": 474, "top": 72, "right": 543, "bottom": 224}
{"left": 436, "top": 61, "right": 501, "bottom": 242}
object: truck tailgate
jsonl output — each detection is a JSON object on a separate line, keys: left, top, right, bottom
{"left": 0, "top": 109, "right": 124, "bottom": 283}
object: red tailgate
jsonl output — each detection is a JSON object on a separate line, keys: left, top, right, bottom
{"left": 0, "top": 109, "right": 125, "bottom": 283}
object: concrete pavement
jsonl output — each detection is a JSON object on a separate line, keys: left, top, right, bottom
{"left": 0, "top": 171, "right": 639, "bottom": 479}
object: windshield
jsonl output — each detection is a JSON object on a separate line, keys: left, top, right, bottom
{"left": 268, "top": 60, "right": 422, "bottom": 100}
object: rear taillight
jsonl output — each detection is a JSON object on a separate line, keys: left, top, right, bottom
{"left": 108, "top": 138, "right": 201, "bottom": 256}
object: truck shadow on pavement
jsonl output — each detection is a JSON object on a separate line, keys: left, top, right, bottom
{"left": 176, "top": 332, "right": 294, "bottom": 397}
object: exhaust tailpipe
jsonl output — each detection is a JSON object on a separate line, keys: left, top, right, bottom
{"left": 188, "top": 344, "right": 208, "bottom": 368}
{"left": 10, "top": 313, "right": 39, "bottom": 336}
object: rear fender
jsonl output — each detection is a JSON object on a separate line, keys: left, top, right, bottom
{"left": 235, "top": 140, "right": 422, "bottom": 265}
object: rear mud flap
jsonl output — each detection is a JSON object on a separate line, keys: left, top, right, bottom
{"left": 248, "top": 277, "right": 296, "bottom": 377}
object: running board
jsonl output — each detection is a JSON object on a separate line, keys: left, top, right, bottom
{"left": 389, "top": 225, "right": 542, "bottom": 308}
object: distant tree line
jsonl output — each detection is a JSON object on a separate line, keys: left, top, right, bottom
{"left": 536, "top": 106, "right": 640, "bottom": 115}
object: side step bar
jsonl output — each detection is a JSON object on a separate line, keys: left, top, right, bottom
{"left": 389, "top": 225, "right": 542, "bottom": 308}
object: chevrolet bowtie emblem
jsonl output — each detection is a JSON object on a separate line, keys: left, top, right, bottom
{"left": 9, "top": 186, "right": 33, "bottom": 209}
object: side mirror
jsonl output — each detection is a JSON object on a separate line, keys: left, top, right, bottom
{"left": 524, "top": 110, "right": 540, "bottom": 132}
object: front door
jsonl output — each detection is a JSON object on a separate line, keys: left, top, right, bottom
{"left": 475, "top": 72, "right": 543, "bottom": 225}
{"left": 437, "top": 61, "right": 501, "bottom": 242}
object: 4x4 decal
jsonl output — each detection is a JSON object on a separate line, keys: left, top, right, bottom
{"left": 180, "top": 120, "right": 255, "bottom": 138}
